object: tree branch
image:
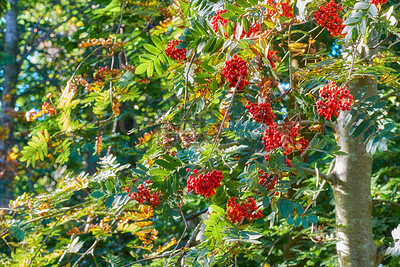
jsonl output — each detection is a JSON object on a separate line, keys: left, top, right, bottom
{"left": 373, "top": 199, "right": 400, "bottom": 209}
{"left": 301, "top": 167, "right": 337, "bottom": 184}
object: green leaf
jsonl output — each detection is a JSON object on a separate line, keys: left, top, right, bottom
{"left": 154, "top": 159, "right": 176, "bottom": 171}
{"left": 91, "top": 191, "right": 106, "bottom": 199}
{"left": 147, "top": 61, "right": 154, "bottom": 77}
{"left": 308, "top": 215, "right": 318, "bottom": 223}
{"left": 225, "top": 4, "right": 246, "bottom": 15}
{"left": 150, "top": 168, "right": 170, "bottom": 176}
{"left": 352, "top": 119, "right": 371, "bottom": 138}
{"left": 235, "top": 0, "right": 251, "bottom": 9}
{"left": 143, "top": 44, "right": 161, "bottom": 54}
{"left": 151, "top": 35, "right": 163, "bottom": 49}
{"left": 135, "top": 63, "right": 148, "bottom": 74}
{"left": 263, "top": 197, "right": 270, "bottom": 208}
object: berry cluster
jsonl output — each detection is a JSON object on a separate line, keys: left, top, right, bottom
{"left": 221, "top": 55, "right": 249, "bottom": 92}
{"left": 314, "top": 0, "right": 345, "bottom": 37}
{"left": 94, "top": 66, "right": 119, "bottom": 82}
{"left": 165, "top": 40, "right": 187, "bottom": 61}
{"left": 125, "top": 180, "right": 161, "bottom": 206}
{"left": 41, "top": 102, "right": 55, "bottom": 116}
{"left": 262, "top": 122, "right": 308, "bottom": 162}
{"left": 262, "top": 123, "right": 282, "bottom": 153}
{"left": 371, "top": 0, "right": 388, "bottom": 5}
{"left": 258, "top": 170, "right": 278, "bottom": 191}
{"left": 267, "top": 0, "right": 294, "bottom": 19}
{"left": 79, "top": 37, "right": 113, "bottom": 48}
{"left": 241, "top": 23, "right": 261, "bottom": 38}
{"left": 267, "top": 51, "right": 278, "bottom": 68}
{"left": 187, "top": 170, "right": 223, "bottom": 197}
{"left": 317, "top": 82, "right": 353, "bottom": 120}
{"left": 211, "top": 10, "right": 229, "bottom": 34}
{"left": 227, "top": 197, "right": 263, "bottom": 224}
{"left": 245, "top": 101, "right": 276, "bottom": 126}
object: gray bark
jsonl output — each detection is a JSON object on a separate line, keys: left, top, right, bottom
{"left": 0, "top": 0, "right": 19, "bottom": 207}
{"left": 332, "top": 34, "right": 382, "bottom": 266}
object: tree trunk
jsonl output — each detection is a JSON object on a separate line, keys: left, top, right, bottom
{"left": 0, "top": 0, "right": 19, "bottom": 207}
{"left": 332, "top": 34, "right": 381, "bottom": 266}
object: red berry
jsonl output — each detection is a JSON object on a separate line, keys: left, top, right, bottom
{"left": 317, "top": 81, "right": 353, "bottom": 120}
{"left": 221, "top": 55, "right": 249, "bottom": 93}
{"left": 371, "top": 0, "right": 388, "bottom": 5}
{"left": 193, "top": 169, "right": 198, "bottom": 174}
{"left": 165, "top": 40, "right": 187, "bottom": 61}
{"left": 186, "top": 168, "right": 191, "bottom": 172}
{"left": 187, "top": 170, "right": 223, "bottom": 198}
{"left": 211, "top": 10, "right": 229, "bottom": 34}
{"left": 267, "top": 0, "right": 294, "bottom": 19}
{"left": 314, "top": 1, "right": 345, "bottom": 37}
{"left": 227, "top": 197, "right": 263, "bottom": 224}
{"left": 245, "top": 101, "right": 276, "bottom": 126}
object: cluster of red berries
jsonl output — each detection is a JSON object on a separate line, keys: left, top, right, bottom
{"left": 222, "top": 55, "right": 249, "bottom": 92}
{"left": 258, "top": 170, "right": 278, "bottom": 191}
{"left": 165, "top": 40, "right": 187, "bottom": 61}
{"left": 282, "top": 127, "right": 308, "bottom": 156}
{"left": 42, "top": 102, "right": 55, "bottom": 116}
{"left": 371, "top": 0, "right": 388, "bottom": 5}
{"left": 94, "top": 66, "right": 119, "bottom": 82}
{"left": 267, "top": 51, "right": 278, "bottom": 68}
{"left": 94, "top": 66, "right": 109, "bottom": 81}
{"left": 262, "top": 123, "right": 282, "bottom": 153}
{"left": 314, "top": 0, "right": 345, "bottom": 37}
{"left": 267, "top": 0, "right": 294, "bottom": 19}
{"left": 125, "top": 180, "right": 161, "bottom": 206}
{"left": 245, "top": 101, "right": 276, "bottom": 126}
{"left": 262, "top": 123, "right": 308, "bottom": 163}
{"left": 226, "top": 197, "right": 263, "bottom": 224}
{"left": 241, "top": 24, "right": 261, "bottom": 38}
{"left": 211, "top": 10, "right": 229, "bottom": 34}
{"left": 317, "top": 82, "right": 353, "bottom": 120}
{"left": 187, "top": 170, "right": 223, "bottom": 198}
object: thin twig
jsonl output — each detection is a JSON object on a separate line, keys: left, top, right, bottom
{"left": 29, "top": 217, "right": 61, "bottom": 267}
{"left": 177, "top": 221, "right": 203, "bottom": 266}
{"left": 123, "top": 250, "right": 181, "bottom": 266}
{"left": 373, "top": 199, "right": 400, "bottom": 209}
{"left": 180, "top": 54, "right": 196, "bottom": 130}
{"left": 167, "top": 207, "right": 189, "bottom": 265}
{"left": 206, "top": 76, "right": 242, "bottom": 163}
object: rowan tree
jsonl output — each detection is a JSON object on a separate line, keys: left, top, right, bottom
{"left": 1, "top": 0, "right": 400, "bottom": 266}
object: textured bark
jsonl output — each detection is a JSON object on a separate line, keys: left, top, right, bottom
{"left": 332, "top": 35, "right": 380, "bottom": 266}
{"left": 0, "top": 0, "right": 19, "bottom": 207}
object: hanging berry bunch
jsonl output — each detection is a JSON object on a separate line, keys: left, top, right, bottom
{"left": 221, "top": 55, "right": 249, "bottom": 93}
{"left": 165, "top": 40, "right": 187, "bottom": 61}
{"left": 262, "top": 123, "right": 283, "bottom": 155}
{"left": 94, "top": 66, "right": 120, "bottom": 82}
{"left": 371, "top": 0, "right": 388, "bottom": 5}
{"left": 267, "top": 51, "right": 279, "bottom": 69}
{"left": 211, "top": 10, "right": 229, "bottom": 34}
{"left": 226, "top": 197, "right": 263, "bottom": 224}
{"left": 124, "top": 180, "right": 161, "bottom": 206}
{"left": 314, "top": 0, "right": 345, "bottom": 37}
{"left": 258, "top": 170, "right": 278, "bottom": 191}
{"left": 241, "top": 23, "right": 262, "bottom": 38}
{"left": 245, "top": 101, "right": 276, "bottom": 126}
{"left": 262, "top": 120, "right": 308, "bottom": 165}
{"left": 187, "top": 170, "right": 223, "bottom": 197}
{"left": 317, "top": 81, "right": 353, "bottom": 120}
{"left": 267, "top": 0, "right": 294, "bottom": 19}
